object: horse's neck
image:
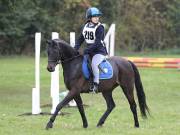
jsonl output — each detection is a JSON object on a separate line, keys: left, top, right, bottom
{"left": 60, "top": 44, "right": 82, "bottom": 68}
{"left": 61, "top": 55, "right": 83, "bottom": 88}
{"left": 62, "top": 44, "right": 78, "bottom": 59}
{"left": 61, "top": 55, "right": 83, "bottom": 68}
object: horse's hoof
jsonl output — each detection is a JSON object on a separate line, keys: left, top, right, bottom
{"left": 97, "top": 125, "right": 103, "bottom": 128}
{"left": 97, "top": 123, "right": 103, "bottom": 128}
{"left": 46, "top": 122, "right": 53, "bottom": 130}
{"left": 135, "top": 124, "right": 139, "bottom": 128}
{"left": 83, "top": 123, "right": 88, "bottom": 128}
{"left": 97, "top": 121, "right": 104, "bottom": 127}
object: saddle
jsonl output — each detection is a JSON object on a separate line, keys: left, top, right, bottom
{"left": 82, "top": 55, "right": 113, "bottom": 80}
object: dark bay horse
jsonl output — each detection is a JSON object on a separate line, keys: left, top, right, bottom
{"left": 46, "top": 39, "right": 149, "bottom": 130}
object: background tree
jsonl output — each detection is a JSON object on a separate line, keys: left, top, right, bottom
{"left": 0, "top": 0, "right": 179, "bottom": 55}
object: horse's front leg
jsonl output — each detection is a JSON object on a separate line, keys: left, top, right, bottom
{"left": 46, "top": 90, "right": 77, "bottom": 130}
{"left": 74, "top": 95, "right": 88, "bottom": 128}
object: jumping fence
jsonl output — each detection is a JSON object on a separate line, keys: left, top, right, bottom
{"left": 126, "top": 57, "right": 180, "bottom": 69}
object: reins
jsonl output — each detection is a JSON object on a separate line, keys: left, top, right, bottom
{"left": 48, "top": 54, "right": 81, "bottom": 65}
{"left": 60, "top": 54, "right": 81, "bottom": 64}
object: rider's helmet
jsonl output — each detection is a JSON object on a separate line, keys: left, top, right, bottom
{"left": 86, "top": 7, "right": 102, "bottom": 19}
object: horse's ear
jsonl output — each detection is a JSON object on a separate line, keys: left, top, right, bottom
{"left": 46, "top": 40, "right": 51, "bottom": 45}
{"left": 52, "top": 39, "right": 58, "bottom": 46}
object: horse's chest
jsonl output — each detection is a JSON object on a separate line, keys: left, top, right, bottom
{"left": 63, "top": 62, "right": 82, "bottom": 90}
{"left": 63, "top": 70, "right": 79, "bottom": 90}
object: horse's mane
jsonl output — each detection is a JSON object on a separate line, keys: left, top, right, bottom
{"left": 53, "top": 39, "right": 70, "bottom": 47}
{"left": 53, "top": 39, "right": 79, "bottom": 55}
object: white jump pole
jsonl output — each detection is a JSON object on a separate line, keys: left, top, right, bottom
{"left": 70, "top": 32, "right": 75, "bottom": 47}
{"left": 104, "top": 24, "right": 115, "bottom": 57}
{"left": 32, "top": 32, "right": 41, "bottom": 114}
{"left": 50, "top": 32, "right": 60, "bottom": 114}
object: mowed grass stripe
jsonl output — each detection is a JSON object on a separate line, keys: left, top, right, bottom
{"left": 0, "top": 56, "right": 180, "bottom": 135}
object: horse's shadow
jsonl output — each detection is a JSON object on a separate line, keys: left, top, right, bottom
{"left": 18, "top": 103, "right": 89, "bottom": 116}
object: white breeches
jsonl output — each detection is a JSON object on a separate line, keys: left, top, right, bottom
{"left": 91, "top": 54, "right": 105, "bottom": 84}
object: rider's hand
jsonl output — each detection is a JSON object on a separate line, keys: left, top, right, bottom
{"left": 84, "top": 54, "right": 89, "bottom": 59}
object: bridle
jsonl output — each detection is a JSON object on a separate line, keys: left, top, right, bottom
{"left": 48, "top": 45, "right": 81, "bottom": 65}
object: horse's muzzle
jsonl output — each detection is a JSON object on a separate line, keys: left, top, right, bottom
{"left": 47, "top": 64, "right": 55, "bottom": 72}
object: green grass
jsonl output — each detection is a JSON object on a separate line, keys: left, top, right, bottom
{"left": 0, "top": 56, "right": 180, "bottom": 135}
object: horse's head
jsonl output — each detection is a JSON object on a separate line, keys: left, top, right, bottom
{"left": 46, "top": 39, "right": 61, "bottom": 72}
{"left": 46, "top": 39, "right": 80, "bottom": 72}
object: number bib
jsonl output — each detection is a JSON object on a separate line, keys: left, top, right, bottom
{"left": 82, "top": 22, "right": 101, "bottom": 44}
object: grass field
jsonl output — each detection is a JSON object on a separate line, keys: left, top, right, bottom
{"left": 0, "top": 56, "right": 180, "bottom": 135}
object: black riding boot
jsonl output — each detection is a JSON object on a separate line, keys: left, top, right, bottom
{"left": 90, "top": 82, "right": 99, "bottom": 93}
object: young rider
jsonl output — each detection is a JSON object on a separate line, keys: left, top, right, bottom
{"left": 74, "top": 7, "right": 108, "bottom": 93}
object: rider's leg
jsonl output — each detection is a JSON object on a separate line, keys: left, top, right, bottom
{"left": 91, "top": 54, "right": 105, "bottom": 91}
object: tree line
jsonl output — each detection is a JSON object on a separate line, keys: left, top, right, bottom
{"left": 0, "top": 0, "right": 179, "bottom": 55}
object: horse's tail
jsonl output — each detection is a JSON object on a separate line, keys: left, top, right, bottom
{"left": 129, "top": 61, "right": 150, "bottom": 118}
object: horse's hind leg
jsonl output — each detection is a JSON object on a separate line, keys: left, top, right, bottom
{"left": 121, "top": 85, "right": 139, "bottom": 127}
{"left": 97, "top": 91, "right": 115, "bottom": 127}
{"left": 74, "top": 95, "right": 88, "bottom": 128}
